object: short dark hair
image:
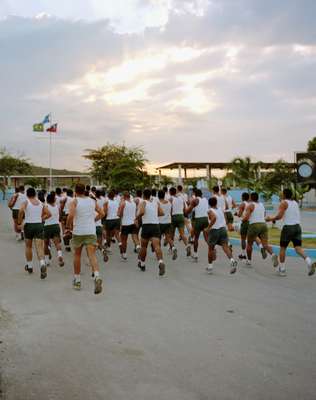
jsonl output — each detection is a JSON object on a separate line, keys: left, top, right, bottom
{"left": 221, "top": 188, "right": 227, "bottom": 194}
{"left": 143, "top": 189, "right": 151, "bottom": 199}
{"left": 283, "top": 188, "right": 293, "bottom": 200}
{"left": 67, "top": 189, "right": 73, "bottom": 197}
{"left": 241, "top": 192, "right": 249, "bottom": 201}
{"left": 136, "top": 189, "right": 143, "bottom": 198}
{"left": 75, "top": 183, "right": 85, "bottom": 195}
{"left": 250, "top": 192, "right": 259, "bottom": 202}
{"left": 85, "top": 185, "right": 91, "bottom": 191}
{"left": 19, "top": 185, "right": 25, "bottom": 192}
{"left": 91, "top": 186, "right": 96, "bottom": 193}
{"left": 213, "top": 186, "right": 220, "bottom": 193}
{"left": 55, "top": 187, "right": 62, "bottom": 195}
{"left": 108, "top": 190, "right": 115, "bottom": 200}
{"left": 123, "top": 191, "right": 130, "bottom": 199}
{"left": 209, "top": 197, "right": 217, "bottom": 207}
{"left": 37, "top": 190, "right": 45, "bottom": 203}
{"left": 158, "top": 190, "right": 165, "bottom": 200}
{"left": 26, "top": 187, "right": 36, "bottom": 198}
{"left": 151, "top": 188, "right": 157, "bottom": 197}
{"left": 62, "top": 187, "right": 68, "bottom": 193}
{"left": 196, "top": 189, "right": 202, "bottom": 197}
{"left": 96, "top": 190, "right": 102, "bottom": 198}
{"left": 46, "top": 192, "right": 56, "bottom": 204}
{"left": 177, "top": 185, "right": 183, "bottom": 192}
{"left": 163, "top": 186, "right": 168, "bottom": 193}
{"left": 169, "top": 187, "right": 177, "bottom": 196}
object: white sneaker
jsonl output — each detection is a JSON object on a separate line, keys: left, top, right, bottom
{"left": 206, "top": 265, "right": 213, "bottom": 274}
{"left": 192, "top": 255, "right": 198, "bottom": 263}
{"left": 271, "top": 254, "right": 279, "bottom": 268}
{"left": 277, "top": 266, "right": 287, "bottom": 277}
{"left": 230, "top": 260, "right": 237, "bottom": 274}
{"left": 245, "top": 259, "right": 252, "bottom": 267}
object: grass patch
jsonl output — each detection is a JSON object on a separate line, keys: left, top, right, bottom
{"left": 229, "top": 227, "right": 316, "bottom": 249}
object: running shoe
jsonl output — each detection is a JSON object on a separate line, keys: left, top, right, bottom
{"left": 230, "top": 260, "right": 238, "bottom": 274}
{"left": 191, "top": 254, "right": 198, "bottom": 263}
{"left": 94, "top": 278, "right": 103, "bottom": 295}
{"left": 65, "top": 246, "right": 71, "bottom": 252}
{"left": 172, "top": 248, "right": 178, "bottom": 261}
{"left": 308, "top": 262, "right": 316, "bottom": 276}
{"left": 102, "top": 249, "right": 109, "bottom": 263}
{"left": 206, "top": 265, "right": 213, "bottom": 274}
{"left": 121, "top": 254, "right": 127, "bottom": 261}
{"left": 25, "top": 265, "right": 33, "bottom": 274}
{"left": 260, "top": 247, "right": 267, "bottom": 260}
{"left": 245, "top": 259, "right": 252, "bottom": 267}
{"left": 158, "top": 262, "right": 166, "bottom": 276}
{"left": 73, "top": 279, "right": 81, "bottom": 290}
{"left": 277, "top": 266, "right": 286, "bottom": 277}
{"left": 40, "top": 265, "right": 47, "bottom": 280}
{"left": 271, "top": 254, "right": 279, "bottom": 268}
{"left": 138, "top": 260, "right": 146, "bottom": 272}
{"left": 58, "top": 256, "right": 65, "bottom": 267}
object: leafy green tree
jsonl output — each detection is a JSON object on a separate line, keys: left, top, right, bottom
{"left": 230, "top": 157, "right": 263, "bottom": 191}
{"left": 262, "top": 160, "right": 296, "bottom": 194}
{"left": 24, "top": 177, "right": 42, "bottom": 188}
{"left": 307, "top": 137, "right": 316, "bottom": 151}
{"left": 84, "top": 144, "right": 147, "bottom": 190}
{"left": 0, "top": 148, "right": 32, "bottom": 177}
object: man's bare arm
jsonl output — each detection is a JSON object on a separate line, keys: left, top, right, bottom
{"left": 266, "top": 201, "right": 287, "bottom": 222}
{"left": 242, "top": 203, "right": 254, "bottom": 222}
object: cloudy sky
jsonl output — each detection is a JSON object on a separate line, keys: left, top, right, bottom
{"left": 1, "top": 0, "right": 315, "bottom": 172}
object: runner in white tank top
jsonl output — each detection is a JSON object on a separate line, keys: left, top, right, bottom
{"left": 103, "top": 190, "right": 121, "bottom": 252}
{"left": 8, "top": 186, "right": 27, "bottom": 240}
{"left": 235, "top": 192, "right": 251, "bottom": 260}
{"left": 137, "top": 189, "right": 165, "bottom": 276}
{"left": 66, "top": 184, "right": 104, "bottom": 294}
{"left": 266, "top": 188, "right": 316, "bottom": 276}
{"left": 158, "top": 190, "right": 177, "bottom": 260}
{"left": 206, "top": 196, "right": 237, "bottom": 274}
{"left": 117, "top": 191, "right": 140, "bottom": 260}
{"left": 243, "top": 192, "right": 278, "bottom": 270}
{"left": 18, "top": 187, "right": 49, "bottom": 278}
{"left": 43, "top": 192, "right": 64, "bottom": 267}
{"left": 221, "top": 188, "right": 236, "bottom": 232}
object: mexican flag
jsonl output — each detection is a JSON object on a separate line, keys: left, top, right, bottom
{"left": 33, "top": 123, "right": 44, "bottom": 132}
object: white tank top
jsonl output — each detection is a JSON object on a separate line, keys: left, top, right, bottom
{"left": 159, "top": 201, "right": 172, "bottom": 224}
{"left": 241, "top": 201, "right": 249, "bottom": 218}
{"left": 283, "top": 200, "right": 300, "bottom": 225}
{"left": 95, "top": 198, "right": 105, "bottom": 227}
{"left": 214, "top": 195, "right": 226, "bottom": 212}
{"left": 106, "top": 199, "right": 119, "bottom": 220}
{"left": 25, "top": 199, "right": 43, "bottom": 224}
{"left": 225, "top": 195, "right": 233, "bottom": 212}
{"left": 142, "top": 200, "right": 159, "bottom": 224}
{"left": 209, "top": 207, "right": 226, "bottom": 229}
{"left": 73, "top": 197, "right": 96, "bottom": 236}
{"left": 55, "top": 195, "right": 63, "bottom": 208}
{"left": 64, "top": 196, "right": 72, "bottom": 214}
{"left": 194, "top": 197, "right": 208, "bottom": 218}
{"left": 249, "top": 202, "right": 265, "bottom": 224}
{"left": 171, "top": 196, "right": 184, "bottom": 215}
{"left": 12, "top": 193, "right": 27, "bottom": 210}
{"left": 45, "top": 204, "right": 60, "bottom": 226}
{"left": 122, "top": 200, "right": 136, "bottom": 226}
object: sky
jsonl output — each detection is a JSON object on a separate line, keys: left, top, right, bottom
{"left": 1, "top": 0, "right": 316, "bottom": 173}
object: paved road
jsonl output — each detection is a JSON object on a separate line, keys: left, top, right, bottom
{"left": 1, "top": 205, "right": 316, "bottom": 400}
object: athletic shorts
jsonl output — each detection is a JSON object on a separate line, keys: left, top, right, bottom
{"left": 72, "top": 234, "right": 97, "bottom": 249}
{"left": 208, "top": 227, "right": 228, "bottom": 247}
{"left": 105, "top": 219, "right": 120, "bottom": 231}
{"left": 193, "top": 217, "right": 208, "bottom": 233}
{"left": 172, "top": 214, "right": 185, "bottom": 229}
{"left": 24, "top": 223, "right": 44, "bottom": 240}
{"left": 96, "top": 226, "right": 103, "bottom": 239}
{"left": 159, "top": 223, "right": 172, "bottom": 236}
{"left": 44, "top": 224, "right": 61, "bottom": 240}
{"left": 12, "top": 209, "right": 19, "bottom": 220}
{"left": 280, "top": 224, "right": 302, "bottom": 248}
{"left": 141, "top": 224, "right": 160, "bottom": 240}
{"left": 225, "top": 211, "right": 234, "bottom": 224}
{"left": 240, "top": 221, "right": 249, "bottom": 237}
{"left": 247, "top": 223, "right": 268, "bottom": 242}
{"left": 121, "top": 224, "right": 138, "bottom": 236}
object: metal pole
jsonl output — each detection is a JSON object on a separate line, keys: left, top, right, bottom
{"left": 49, "top": 132, "right": 52, "bottom": 191}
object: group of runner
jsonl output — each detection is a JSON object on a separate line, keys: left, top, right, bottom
{"left": 8, "top": 183, "right": 315, "bottom": 294}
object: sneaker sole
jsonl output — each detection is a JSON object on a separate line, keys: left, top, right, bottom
{"left": 159, "top": 263, "right": 166, "bottom": 276}
{"left": 94, "top": 278, "right": 103, "bottom": 295}
{"left": 308, "top": 262, "right": 316, "bottom": 276}
{"left": 40, "top": 266, "right": 47, "bottom": 280}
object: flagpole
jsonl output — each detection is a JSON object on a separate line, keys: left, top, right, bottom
{"left": 49, "top": 131, "right": 52, "bottom": 191}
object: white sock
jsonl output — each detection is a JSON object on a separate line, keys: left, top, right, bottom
{"left": 57, "top": 250, "right": 63, "bottom": 257}
{"left": 279, "top": 262, "right": 285, "bottom": 270}
{"left": 158, "top": 259, "right": 164, "bottom": 264}
{"left": 74, "top": 274, "right": 81, "bottom": 282}
{"left": 305, "top": 257, "right": 312, "bottom": 267}
{"left": 230, "top": 258, "right": 235, "bottom": 263}
{"left": 136, "top": 244, "right": 140, "bottom": 249}
{"left": 94, "top": 271, "right": 99, "bottom": 278}
{"left": 242, "top": 250, "right": 246, "bottom": 256}
{"left": 140, "top": 261, "right": 145, "bottom": 267}
{"left": 123, "top": 253, "right": 127, "bottom": 258}
{"left": 208, "top": 262, "right": 213, "bottom": 267}
{"left": 40, "top": 259, "right": 46, "bottom": 266}
{"left": 193, "top": 252, "right": 198, "bottom": 258}
{"left": 45, "top": 255, "right": 50, "bottom": 264}
{"left": 172, "top": 246, "right": 176, "bottom": 251}
{"left": 27, "top": 261, "right": 33, "bottom": 269}
{"left": 259, "top": 243, "right": 263, "bottom": 249}
{"left": 118, "top": 242, "right": 122, "bottom": 246}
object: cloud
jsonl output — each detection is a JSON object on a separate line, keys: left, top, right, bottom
{"left": 0, "top": 1, "right": 316, "bottom": 172}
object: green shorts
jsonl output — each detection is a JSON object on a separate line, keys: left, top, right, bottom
{"left": 96, "top": 226, "right": 103, "bottom": 239}
{"left": 121, "top": 224, "right": 138, "bottom": 236}
{"left": 247, "top": 223, "right": 268, "bottom": 242}
{"left": 12, "top": 209, "right": 19, "bottom": 220}
{"left": 24, "top": 223, "right": 44, "bottom": 240}
{"left": 44, "top": 224, "right": 61, "bottom": 240}
{"left": 172, "top": 214, "right": 185, "bottom": 229}
{"left": 105, "top": 219, "right": 120, "bottom": 231}
{"left": 208, "top": 227, "right": 228, "bottom": 247}
{"left": 280, "top": 224, "right": 302, "bottom": 248}
{"left": 193, "top": 217, "right": 209, "bottom": 234}
{"left": 159, "top": 223, "right": 172, "bottom": 236}
{"left": 141, "top": 224, "right": 160, "bottom": 240}
{"left": 240, "top": 221, "right": 249, "bottom": 237}
{"left": 72, "top": 234, "right": 97, "bottom": 249}
{"left": 225, "top": 211, "right": 234, "bottom": 224}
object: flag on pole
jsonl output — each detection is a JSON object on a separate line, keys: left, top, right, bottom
{"left": 33, "top": 123, "right": 44, "bottom": 132}
{"left": 46, "top": 123, "right": 58, "bottom": 133}
{"left": 42, "top": 114, "right": 51, "bottom": 124}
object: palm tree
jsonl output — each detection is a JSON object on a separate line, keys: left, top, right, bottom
{"left": 230, "top": 157, "right": 263, "bottom": 191}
